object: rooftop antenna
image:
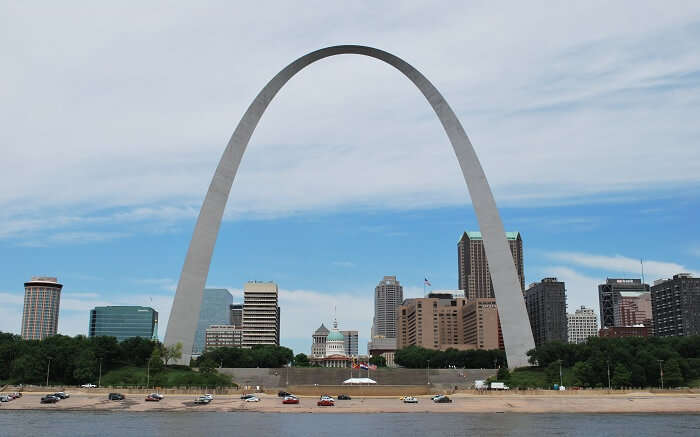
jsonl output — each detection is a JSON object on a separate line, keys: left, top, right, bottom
{"left": 641, "top": 259, "right": 646, "bottom": 286}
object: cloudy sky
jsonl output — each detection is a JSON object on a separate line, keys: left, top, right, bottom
{"left": 1, "top": 1, "right": 699, "bottom": 354}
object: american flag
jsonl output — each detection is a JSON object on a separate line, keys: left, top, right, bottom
{"left": 424, "top": 278, "right": 431, "bottom": 287}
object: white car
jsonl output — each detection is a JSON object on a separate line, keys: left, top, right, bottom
{"left": 244, "top": 396, "right": 260, "bottom": 402}
{"left": 149, "top": 393, "right": 164, "bottom": 400}
{"left": 202, "top": 394, "right": 214, "bottom": 401}
{"left": 403, "top": 396, "right": 418, "bottom": 404}
{"left": 81, "top": 383, "right": 97, "bottom": 388}
{"left": 320, "top": 395, "right": 335, "bottom": 402}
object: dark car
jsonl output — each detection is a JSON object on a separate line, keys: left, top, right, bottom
{"left": 278, "top": 391, "right": 291, "bottom": 397}
{"left": 108, "top": 393, "right": 125, "bottom": 401}
{"left": 52, "top": 392, "right": 69, "bottom": 399}
{"left": 40, "top": 396, "right": 59, "bottom": 404}
{"left": 337, "top": 394, "right": 351, "bottom": 400}
{"left": 240, "top": 394, "right": 256, "bottom": 400}
{"left": 434, "top": 396, "right": 452, "bottom": 403}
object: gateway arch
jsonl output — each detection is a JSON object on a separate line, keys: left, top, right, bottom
{"left": 164, "top": 45, "right": 535, "bottom": 368}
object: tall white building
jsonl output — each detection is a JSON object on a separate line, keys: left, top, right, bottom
{"left": 567, "top": 306, "right": 599, "bottom": 344}
{"left": 242, "top": 281, "right": 280, "bottom": 347}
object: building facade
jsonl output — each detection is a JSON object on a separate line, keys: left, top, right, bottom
{"left": 567, "top": 306, "right": 599, "bottom": 344}
{"left": 458, "top": 231, "right": 524, "bottom": 299}
{"left": 205, "top": 325, "right": 242, "bottom": 349}
{"left": 367, "top": 336, "right": 397, "bottom": 367}
{"left": 524, "top": 278, "right": 568, "bottom": 346}
{"left": 461, "top": 298, "right": 503, "bottom": 350}
{"left": 598, "top": 278, "right": 650, "bottom": 329}
{"left": 651, "top": 274, "right": 700, "bottom": 337}
{"left": 619, "top": 293, "right": 653, "bottom": 328}
{"left": 192, "top": 288, "right": 233, "bottom": 355}
{"left": 341, "top": 330, "right": 359, "bottom": 357}
{"left": 21, "top": 277, "right": 63, "bottom": 340}
{"left": 230, "top": 304, "right": 243, "bottom": 327}
{"left": 310, "top": 319, "right": 353, "bottom": 368}
{"left": 311, "top": 323, "right": 329, "bottom": 358}
{"left": 89, "top": 306, "right": 158, "bottom": 342}
{"left": 242, "top": 281, "right": 280, "bottom": 347}
{"left": 599, "top": 325, "right": 650, "bottom": 338}
{"left": 372, "top": 276, "right": 403, "bottom": 339}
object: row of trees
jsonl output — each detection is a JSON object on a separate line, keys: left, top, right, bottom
{"left": 526, "top": 336, "right": 700, "bottom": 388}
{"left": 0, "top": 332, "right": 161, "bottom": 385}
{"left": 394, "top": 346, "right": 506, "bottom": 368}
{"left": 193, "top": 345, "right": 294, "bottom": 369}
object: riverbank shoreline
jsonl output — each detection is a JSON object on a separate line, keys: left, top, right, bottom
{"left": 2, "top": 392, "right": 699, "bottom": 414}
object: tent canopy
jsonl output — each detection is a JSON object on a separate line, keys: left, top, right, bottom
{"left": 343, "top": 377, "right": 376, "bottom": 384}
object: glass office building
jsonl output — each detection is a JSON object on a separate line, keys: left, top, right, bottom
{"left": 193, "top": 288, "right": 233, "bottom": 354}
{"left": 89, "top": 306, "right": 158, "bottom": 342}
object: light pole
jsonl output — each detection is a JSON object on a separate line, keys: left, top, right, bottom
{"left": 98, "top": 359, "right": 103, "bottom": 388}
{"left": 146, "top": 358, "right": 151, "bottom": 388}
{"left": 558, "top": 359, "right": 563, "bottom": 388}
{"left": 606, "top": 360, "right": 611, "bottom": 390}
{"left": 427, "top": 359, "right": 431, "bottom": 385}
{"left": 657, "top": 360, "right": 664, "bottom": 390}
{"left": 46, "top": 358, "right": 51, "bottom": 387}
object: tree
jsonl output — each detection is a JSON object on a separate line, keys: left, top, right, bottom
{"left": 149, "top": 346, "right": 165, "bottom": 373}
{"left": 369, "top": 355, "right": 387, "bottom": 367}
{"left": 496, "top": 367, "right": 510, "bottom": 382}
{"left": 611, "top": 363, "right": 631, "bottom": 388}
{"left": 72, "top": 349, "right": 97, "bottom": 383}
{"left": 294, "top": 353, "right": 310, "bottom": 367}
{"left": 663, "top": 359, "right": 684, "bottom": 387}
{"left": 162, "top": 342, "right": 183, "bottom": 366}
{"left": 199, "top": 358, "right": 218, "bottom": 375}
{"left": 545, "top": 361, "right": 561, "bottom": 386}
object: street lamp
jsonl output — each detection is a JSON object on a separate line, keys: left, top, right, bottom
{"left": 146, "top": 358, "right": 151, "bottom": 388}
{"left": 657, "top": 360, "right": 664, "bottom": 390}
{"left": 426, "top": 359, "right": 431, "bottom": 385}
{"left": 558, "top": 359, "right": 563, "bottom": 388}
{"left": 98, "top": 359, "right": 103, "bottom": 388}
{"left": 606, "top": 360, "right": 611, "bottom": 390}
{"left": 46, "top": 358, "right": 51, "bottom": 387}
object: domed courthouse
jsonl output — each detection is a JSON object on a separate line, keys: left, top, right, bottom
{"left": 310, "top": 319, "right": 354, "bottom": 367}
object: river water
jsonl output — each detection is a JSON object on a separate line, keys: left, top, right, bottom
{"left": 1, "top": 411, "right": 698, "bottom": 436}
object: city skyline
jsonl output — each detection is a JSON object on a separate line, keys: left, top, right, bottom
{"left": 2, "top": 2, "right": 700, "bottom": 356}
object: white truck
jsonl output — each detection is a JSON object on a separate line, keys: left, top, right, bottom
{"left": 474, "top": 380, "right": 487, "bottom": 390}
{"left": 490, "top": 382, "right": 510, "bottom": 390}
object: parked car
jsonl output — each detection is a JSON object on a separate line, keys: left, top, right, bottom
{"left": 40, "top": 395, "right": 59, "bottom": 404}
{"left": 278, "top": 391, "right": 292, "bottom": 397}
{"left": 0, "top": 396, "right": 11, "bottom": 402}
{"left": 9, "top": 392, "right": 22, "bottom": 399}
{"left": 433, "top": 396, "right": 452, "bottom": 403}
{"left": 194, "top": 396, "right": 211, "bottom": 405}
{"left": 202, "top": 394, "right": 214, "bottom": 401}
{"left": 430, "top": 394, "right": 444, "bottom": 401}
{"left": 403, "top": 396, "right": 418, "bottom": 404}
{"left": 317, "top": 399, "right": 334, "bottom": 407}
{"left": 244, "top": 396, "right": 260, "bottom": 402}
{"left": 145, "top": 395, "right": 160, "bottom": 402}
{"left": 148, "top": 393, "right": 164, "bottom": 400}
{"left": 108, "top": 393, "right": 125, "bottom": 401}
{"left": 52, "top": 392, "right": 70, "bottom": 399}
{"left": 282, "top": 396, "right": 299, "bottom": 404}
{"left": 81, "top": 383, "right": 97, "bottom": 388}
{"left": 240, "top": 394, "right": 256, "bottom": 400}
{"left": 337, "top": 394, "right": 351, "bottom": 400}
{"left": 320, "top": 395, "right": 335, "bottom": 402}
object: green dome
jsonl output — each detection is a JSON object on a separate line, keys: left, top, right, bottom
{"left": 327, "top": 330, "right": 344, "bottom": 341}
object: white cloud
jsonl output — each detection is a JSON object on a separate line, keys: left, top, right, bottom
{"left": 1, "top": 2, "right": 699, "bottom": 239}
{"left": 547, "top": 252, "right": 698, "bottom": 280}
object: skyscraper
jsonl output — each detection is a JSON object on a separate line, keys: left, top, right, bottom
{"left": 193, "top": 288, "right": 233, "bottom": 354}
{"left": 458, "top": 231, "right": 524, "bottom": 299}
{"left": 21, "top": 276, "right": 63, "bottom": 340}
{"left": 89, "top": 306, "right": 158, "bottom": 342}
{"left": 567, "top": 306, "right": 598, "bottom": 344}
{"left": 372, "top": 276, "right": 403, "bottom": 339}
{"left": 524, "top": 278, "right": 568, "bottom": 346}
{"left": 230, "top": 303, "right": 243, "bottom": 327}
{"left": 341, "top": 330, "right": 359, "bottom": 357}
{"left": 598, "top": 278, "right": 650, "bottom": 329}
{"left": 242, "top": 281, "right": 280, "bottom": 347}
{"left": 651, "top": 273, "right": 700, "bottom": 337}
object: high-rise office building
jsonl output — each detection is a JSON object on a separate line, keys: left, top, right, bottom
{"left": 341, "top": 330, "right": 359, "bottom": 357}
{"left": 193, "top": 288, "right": 233, "bottom": 354}
{"left": 598, "top": 278, "right": 650, "bottom": 329}
{"left": 372, "top": 276, "right": 403, "bottom": 339}
{"left": 457, "top": 231, "right": 524, "bottom": 299}
{"left": 461, "top": 298, "right": 504, "bottom": 350}
{"left": 524, "top": 278, "right": 568, "bottom": 346}
{"left": 89, "top": 306, "right": 158, "bottom": 341}
{"left": 567, "top": 306, "right": 598, "bottom": 344}
{"left": 230, "top": 304, "right": 243, "bottom": 327}
{"left": 242, "top": 281, "right": 280, "bottom": 347}
{"left": 21, "top": 276, "right": 63, "bottom": 340}
{"left": 619, "top": 293, "right": 653, "bottom": 328}
{"left": 651, "top": 274, "right": 700, "bottom": 337}
{"left": 205, "top": 325, "right": 243, "bottom": 349}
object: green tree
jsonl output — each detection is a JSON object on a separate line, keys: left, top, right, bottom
{"left": 72, "top": 349, "right": 97, "bottom": 383}
{"left": 369, "top": 355, "right": 387, "bottom": 367}
{"left": 545, "top": 361, "right": 561, "bottom": 386}
{"left": 294, "top": 353, "right": 311, "bottom": 367}
{"left": 162, "top": 342, "right": 183, "bottom": 366}
{"left": 496, "top": 367, "right": 510, "bottom": 382}
{"left": 149, "top": 346, "right": 165, "bottom": 373}
{"left": 663, "top": 359, "right": 684, "bottom": 387}
{"left": 611, "top": 363, "right": 631, "bottom": 388}
{"left": 199, "top": 358, "right": 218, "bottom": 375}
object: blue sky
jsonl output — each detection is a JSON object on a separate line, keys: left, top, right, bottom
{"left": 1, "top": 1, "right": 700, "bottom": 354}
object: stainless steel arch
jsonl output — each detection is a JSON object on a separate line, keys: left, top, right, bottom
{"left": 164, "top": 45, "right": 535, "bottom": 368}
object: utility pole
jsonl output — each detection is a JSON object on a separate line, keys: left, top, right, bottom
{"left": 146, "top": 358, "right": 151, "bottom": 388}
{"left": 46, "top": 358, "right": 51, "bottom": 387}
{"left": 657, "top": 360, "right": 664, "bottom": 390}
{"left": 559, "top": 360, "right": 563, "bottom": 388}
{"left": 98, "top": 359, "right": 103, "bottom": 387}
{"left": 607, "top": 360, "right": 611, "bottom": 390}
{"left": 427, "top": 359, "right": 431, "bottom": 385}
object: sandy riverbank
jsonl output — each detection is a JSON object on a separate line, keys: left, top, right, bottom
{"left": 2, "top": 392, "right": 699, "bottom": 414}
